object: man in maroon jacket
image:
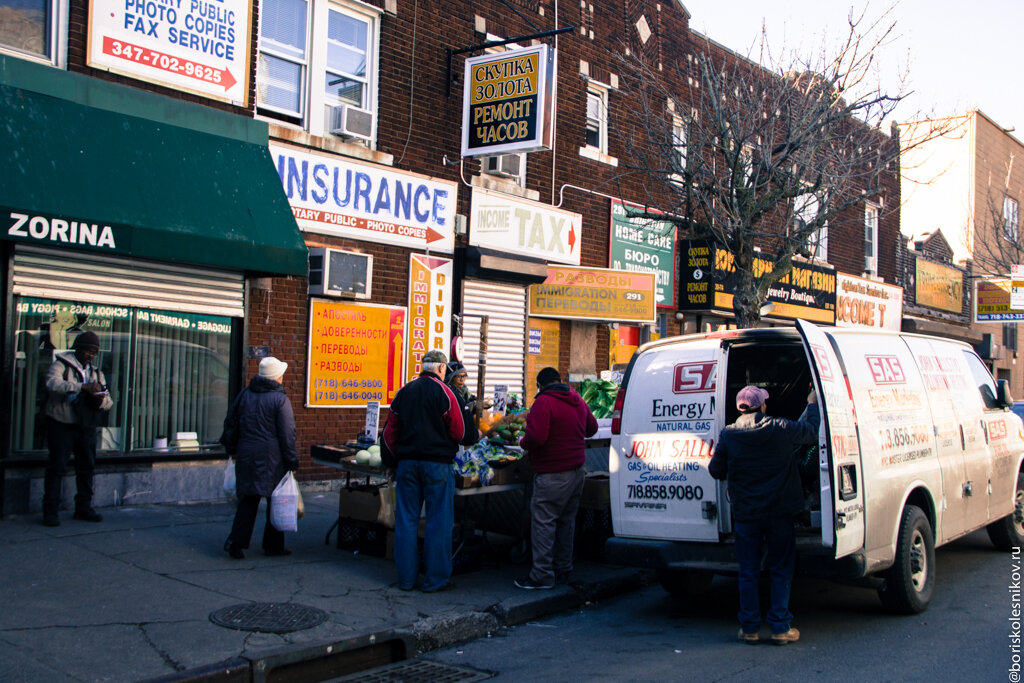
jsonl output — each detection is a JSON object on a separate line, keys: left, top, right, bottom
{"left": 515, "top": 367, "right": 598, "bottom": 589}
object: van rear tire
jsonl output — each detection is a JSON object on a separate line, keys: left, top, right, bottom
{"left": 878, "top": 505, "right": 935, "bottom": 614}
{"left": 659, "top": 569, "right": 714, "bottom": 597}
{"left": 987, "top": 471, "right": 1024, "bottom": 551}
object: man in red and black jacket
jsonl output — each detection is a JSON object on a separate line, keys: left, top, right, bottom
{"left": 383, "top": 349, "right": 464, "bottom": 592}
{"left": 515, "top": 367, "right": 598, "bottom": 590}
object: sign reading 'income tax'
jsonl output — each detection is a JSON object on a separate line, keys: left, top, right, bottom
{"left": 461, "top": 44, "right": 555, "bottom": 157}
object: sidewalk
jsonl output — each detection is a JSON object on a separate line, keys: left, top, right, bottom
{"left": 0, "top": 489, "right": 650, "bottom": 682}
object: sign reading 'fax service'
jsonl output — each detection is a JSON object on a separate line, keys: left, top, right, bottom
{"left": 87, "top": 0, "right": 251, "bottom": 105}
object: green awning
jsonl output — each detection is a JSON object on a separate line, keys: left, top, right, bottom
{"left": 0, "top": 56, "right": 307, "bottom": 276}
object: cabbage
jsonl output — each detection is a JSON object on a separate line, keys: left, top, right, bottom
{"left": 355, "top": 449, "right": 371, "bottom": 464}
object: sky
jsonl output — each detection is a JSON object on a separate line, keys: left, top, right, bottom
{"left": 681, "top": 0, "right": 1024, "bottom": 129}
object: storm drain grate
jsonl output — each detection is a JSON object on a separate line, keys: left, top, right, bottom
{"left": 209, "top": 602, "right": 328, "bottom": 633}
{"left": 329, "top": 659, "right": 492, "bottom": 682}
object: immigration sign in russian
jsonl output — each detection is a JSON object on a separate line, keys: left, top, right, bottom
{"left": 469, "top": 187, "right": 582, "bottom": 264}
{"left": 87, "top": 0, "right": 251, "bottom": 105}
{"left": 461, "top": 44, "right": 555, "bottom": 156}
{"left": 271, "top": 144, "right": 457, "bottom": 253}
{"left": 975, "top": 279, "right": 1024, "bottom": 322}
{"left": 406, "top": 254, "right": 453, "bottom": 382}
{"left": 307, "top": 300, "right": 407, "bottom": 408}
{"left": 529, "top": 266, "right": 656, "bottom": 323}
{"left": 680, "top": 241, "right": 836, "bottom": 324}
{"left": 609, "top": 199, "right": 677, "bottom": 309}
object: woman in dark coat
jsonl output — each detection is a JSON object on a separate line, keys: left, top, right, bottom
{"left": 222, "top": 356, "right": 299, "bottom": 559}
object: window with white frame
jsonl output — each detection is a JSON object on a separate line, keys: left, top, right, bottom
{"left": 794, "top": 192, "right": 827, "bottom": 261}
{"left": 585, "top": 84, "right": 608, "bottom": 153}
{"left": 0, "top": 0, "right": 64, "bottom": 63}
{"left": 257, "top": 0, "right": 378, "bottom": 139}
{"left": 1004, "top": 196, "right": 1019, "bottom": 241}
{"left": 671, "top": 115, "right": 687, "bottom": 177}
{"left": 864, "top": 203, "right": 879, "bottom": 272}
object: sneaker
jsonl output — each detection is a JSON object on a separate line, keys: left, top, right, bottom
{"left": 73, "top": 509, "right": 103, "bottom": 523}
{"left": 224, "top": 540, "right": 245, "bottom": 559}
{"left": 770, "top": 627, "right": 800, "bottom": 645}
{"left": 514, "top": 576, "right": 554, "bottom": 590}
{"left": 42, "top": 514, "right": 60, "bottom": 527}
{"left": 737, "top": 629, "right": 760, "bottom": 644}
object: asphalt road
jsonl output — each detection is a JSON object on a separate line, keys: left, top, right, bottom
{"left": 427, "top": 530, "right": 1021, "bottom": 682}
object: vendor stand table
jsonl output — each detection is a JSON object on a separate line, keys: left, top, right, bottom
{"left": 311, "top": 445, "right": 530, "bottom": 562}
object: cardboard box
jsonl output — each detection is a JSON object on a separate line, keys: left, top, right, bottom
{"left": 338, "top": 485, "right": 382, "bottom": 523}
{"left": 488, "top": 459, "right": 532, "bottom": 486}
{"left": 579, "top": 471, "right": 610, "bottom": 509}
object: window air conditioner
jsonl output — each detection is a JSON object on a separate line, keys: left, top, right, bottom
{"left": 864, "top": 255, "right": 877, "bottom": 273}
{"left": 329, "top": 104, "right": 374, "bottom": 141}
{"left": 484, "top": 154, "right": 522, "bottom": 179}
{"left": 308, "top": 247, "right": 372, "bottom": 299}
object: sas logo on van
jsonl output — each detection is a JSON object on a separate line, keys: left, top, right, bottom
{"left": 672, "top": 361, "right": 716, "bottom": 394}
{"left": 866, "top": 355, "right": 906, "bottom": 385}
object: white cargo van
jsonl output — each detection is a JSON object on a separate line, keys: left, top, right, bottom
{"left": 607, "top": 320, "right": 1024, "bottom": 613}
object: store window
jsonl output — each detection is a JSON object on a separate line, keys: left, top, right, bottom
{"left": 671, "top": 114, "right": 687, "bottom": 178}
{"left": 256, "top": 0, "right": 379, "bottom": 140}
{"left": 0, "top": 0, "right": 64, "bottom": 63}
{"left": 12, "top": 298, "right": 235, "bottom": 455}
{"left": 1004, "top": 323, "right": 1018, "bottom": 352}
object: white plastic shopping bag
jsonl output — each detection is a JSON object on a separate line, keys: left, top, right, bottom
{"left": 270, "top": 472, "right": 299, "bottom": 532}
{"left": 222, "top": 458, "right": 236, "bottom": 497}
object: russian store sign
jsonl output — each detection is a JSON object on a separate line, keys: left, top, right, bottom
{"left": 406, "top": 254, "right": 453, "bottom": 382}
{"left": 679, "top": 240, "right": 836, "bottom": 324}
{"left": 469, "top": 187, "right": 582, "bottom": 265}
{"left": 609, "top": 199, "right": 676, "bottom": 308}
{"left": 915, "top": 258, "right": 962, "bottom": 313}
{"left": 307, "top": 300, "right": 406, "bottom": 408}
{"left": 271, "top": 144, "right": 457, "bottom": 253}
{"left": 529, "top": 266, "right": 656, "bottom": 323}
{"left": 87, "top": 0, "right": 251, "bottom": 105}
{"left": 461, "top": 44, "right": 555, "bottom": 156}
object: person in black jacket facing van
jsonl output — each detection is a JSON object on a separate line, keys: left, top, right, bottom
{"left": 710, "top": 385, "right": 819, "bottom": 645}
{"left": 222, "top": 356, "right": 298, "bottom": 559}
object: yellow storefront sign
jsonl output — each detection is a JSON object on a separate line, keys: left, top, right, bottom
{"left": 306, "top": 300, "right": 407, "bottom": 408}
{"left": 975, "top": 279, "right": 1024, "bottom": 322}
{"left": 916, "top": 258, "right": 962, "bottom": 313}
{"left": 529, "top": 266, "right": 656, "bottom": 323}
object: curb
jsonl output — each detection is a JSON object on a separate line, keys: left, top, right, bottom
{"left": 144, "top": 567, "right": 654, "bottom": 682}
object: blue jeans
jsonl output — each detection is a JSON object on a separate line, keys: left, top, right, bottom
{"left": 733, "top": 515, "right": 796, "bottom": 634}
{"left": 394, "top": 460, "right": 454, "bottom": 591}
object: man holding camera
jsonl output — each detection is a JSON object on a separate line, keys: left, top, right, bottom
{"left": 42, "top": 330, "right": 114, "bottom": 526}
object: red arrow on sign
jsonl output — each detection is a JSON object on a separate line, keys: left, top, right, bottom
{"left": 101, "top": 36, "right": 236, "bottom": 91}
{"left": 424, "top": 226, "right": 447, "bottom": 244}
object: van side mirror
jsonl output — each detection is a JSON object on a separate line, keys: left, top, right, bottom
{"left": 998, "top": 379, "right": 1014, "bottom": 408}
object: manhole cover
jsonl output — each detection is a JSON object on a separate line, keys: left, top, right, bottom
{"left": 209, "top": 602, "right": 328, "bottom": 633}
{"left": 329, "top": 659, "right": 491, "bottom": 682}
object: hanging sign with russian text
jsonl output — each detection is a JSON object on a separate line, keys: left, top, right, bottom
{"left": 87, "top": 0, "right": 251, "bottom": 105}
{"left": 609, "top": 199, "right": 677, "bottom": 309}
{"left": 271, "top": 144, "right": 456, "bottom": 253}
{"left": 462, "top": 44, "right": 555, "bottom": 156}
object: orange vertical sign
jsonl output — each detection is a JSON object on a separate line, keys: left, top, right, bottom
{"left": 406, "top": 254, "right": 453, "bottom": 382}
{"left": 307, "top": 299, "right": 407, "bottom": 407}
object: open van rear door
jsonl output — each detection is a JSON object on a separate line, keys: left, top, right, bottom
{"left": 796, "top": 320, "right": 865, "bottom": 558}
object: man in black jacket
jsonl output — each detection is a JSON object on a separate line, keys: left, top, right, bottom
{"left": 383, "top": 350, "right": 464, "bottom": 592}
{"left": 710, "top": 385, "right": 819, "bottom": 645}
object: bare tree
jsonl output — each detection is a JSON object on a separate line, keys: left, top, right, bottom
{"left": 969, "top": 161, "right": 1024, "bottom": 280}
{"left": 613, "top": 5, "right": 946, "bottom": 327}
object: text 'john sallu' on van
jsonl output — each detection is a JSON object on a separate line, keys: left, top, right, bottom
{"left": 607, "top": 320, "right": 1024, "bottom": 614}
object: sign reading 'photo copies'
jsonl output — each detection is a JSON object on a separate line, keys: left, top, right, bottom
{"left": 609, "top": 200, "right": 677, "bottom": 309}
{"left": 461, "top": 44, "right": 555, "bottom": 156}
{"left": 87, "top": 0, "right": 252, "bottom": 105}
{"left": 307, "top": 300, "right": 406, "bottom": 408}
